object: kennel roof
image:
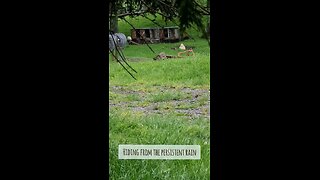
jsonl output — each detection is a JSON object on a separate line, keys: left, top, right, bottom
{"left": 131, "top": 26, "right": 179, "bottom": 30}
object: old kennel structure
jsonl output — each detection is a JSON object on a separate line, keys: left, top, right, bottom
{"left": 130, "top": 26, "right": 184, "bottom": 43}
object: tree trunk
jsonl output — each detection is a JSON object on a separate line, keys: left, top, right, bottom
{"left": 207, "top": 0, "right": 210, "bottom": 37}
{"left": 110, "top": 15, "right": 119, "bottom": 61}
{"left": 110, "top": 15, "right": 119, "bottom": 33}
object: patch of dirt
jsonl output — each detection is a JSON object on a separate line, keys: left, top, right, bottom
{"left": 126, "top": 57, "right": 151, "bottom": 62}
{"left": 110, "top": 86, "right": 146, "bottom": 95}
{"left": 109, "top": 85, "right": 210, "bottom": 119}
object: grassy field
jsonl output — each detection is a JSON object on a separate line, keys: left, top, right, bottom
{"left": 109, "top": 16, "right": 210, "bottom": 180}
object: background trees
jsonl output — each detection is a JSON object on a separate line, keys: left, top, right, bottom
{"left": 109, "top": 0, "right": 210, "bottom": 40}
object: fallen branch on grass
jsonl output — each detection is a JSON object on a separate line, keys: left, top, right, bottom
{"left": 153, "top": 49, "right": 195, "bottom": 60}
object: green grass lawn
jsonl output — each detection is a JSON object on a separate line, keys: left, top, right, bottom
{"left": 109, "top": 111, "right": 210, "bottom": 180}
{"left": 109, "top": 16, "right": 210, "bottom": 180}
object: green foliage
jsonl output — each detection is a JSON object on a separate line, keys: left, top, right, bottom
{"left": 118, "top": 14, "right": 177, "bottom": 36}
{"left": 110, "top": 0, "right": 210, "bottom": 40}
{"left": 175, "top": 0, "right": 204, "bottom": 31}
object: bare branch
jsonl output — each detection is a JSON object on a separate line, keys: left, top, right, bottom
{"left": 117, "top": 10, "right": 149, "bottom": 18}
{"left": 194, "top": 1, "right": 210, "bottom": 15}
